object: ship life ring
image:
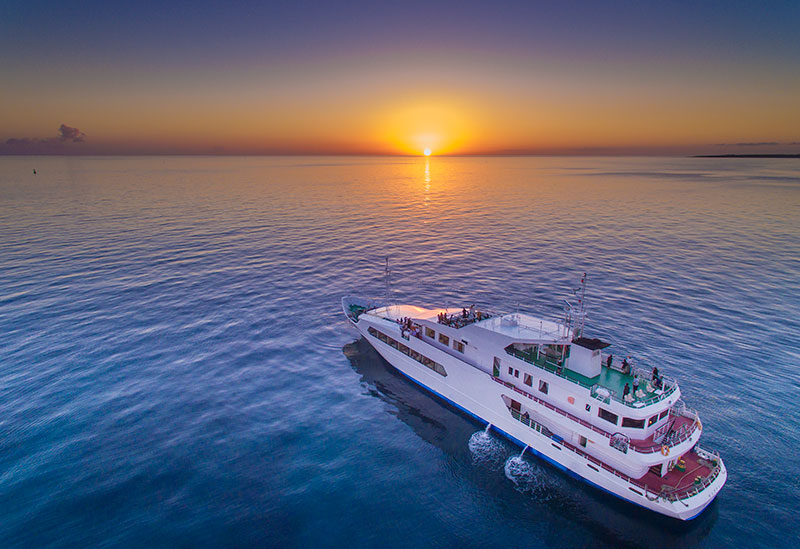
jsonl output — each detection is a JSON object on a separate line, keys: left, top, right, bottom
{"left": 661, "top": 445, "right": 670, "bottom": 456}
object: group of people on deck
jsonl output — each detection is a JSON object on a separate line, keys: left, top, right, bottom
{"left": 438, "top": 305, "right": 484, "bottom": 327}
{"left": 397, "top": 317, "right": 420, "bottom": 339}
{"left": 614, "top": 356, "right": 663, "bottom": 402}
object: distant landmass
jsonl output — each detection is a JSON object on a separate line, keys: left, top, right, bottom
{"left": 693, "top": 154, "right": 800, "bottom": 158}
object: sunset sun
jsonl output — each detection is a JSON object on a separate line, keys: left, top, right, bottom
{"left": 423, "top": 148, "right": 432, "bottom": 156}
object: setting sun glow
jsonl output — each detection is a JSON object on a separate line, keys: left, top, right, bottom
{"left": 423, "top": 148, "right": 432, "bottom": 156}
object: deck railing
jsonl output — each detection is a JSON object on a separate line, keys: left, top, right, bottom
{"left": 506, "top": 347, "right": 678, "bottom": 408}
{"left": 506, "top": 347, "right": 594, "bottom": 389}
{"left": 654, "top": 400, "right": 702, "bottom": 448}
{"left": 505, "top": 402, "right": 722, "bottom": 502}
{"left": 491, "top": 377, "right": 700, "bottom": 455}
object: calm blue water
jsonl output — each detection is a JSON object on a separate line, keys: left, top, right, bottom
{"left": 1, "top": 156, "right": 798, "bottom": 547}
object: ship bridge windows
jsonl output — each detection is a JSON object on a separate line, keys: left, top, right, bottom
{"left": 648, "top": 415, "right": 658, "bottom": 427}
{"left": 539, "top": 380, "right": 549, "bottom": 395}
{"left": 367, "top": 326, "right": 447, "bottom": 376}
{"left": 622, "top": 417, "right": 645, "bottom": 429}
{"left": 438, "top": 333, "right": 450, "bottom": 345}
{"left": 524, "top": 373, "right": 533, "bottom": 387}
{"left": 659, "top": 409, "right": 669, "bottom": 420}
{"left": 598, "top": 408, "right": 619, "bottom": 425}
{"left": 453, "top": 340, "right": 465, "bottom": 353}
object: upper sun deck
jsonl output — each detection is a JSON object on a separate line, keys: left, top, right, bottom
{"left": 370, "top": 304, "right": 438, "bottom": 321}
{"left": 371, "top": 304, "right": 569, "bottom": 344}
{"left": 478, "top": 313, "right": 570, "bottom": 343}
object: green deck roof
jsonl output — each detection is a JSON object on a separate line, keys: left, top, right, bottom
{"left": 508, "top": 346, "right": 664, "bottom": 404}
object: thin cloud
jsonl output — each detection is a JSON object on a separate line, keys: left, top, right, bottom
{"left": 1, "top": 124, "right": 87, "bottom": 154}
{"left": 58, "top": 124, "right": 85, "bottom": 142}
{"left": 713, "top": 142, "right": 780, "bottom": 147}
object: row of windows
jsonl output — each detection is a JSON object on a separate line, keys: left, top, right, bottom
{"left": 425, "top": 327, "right": 465, "bottom": 354}
{"left": 499, "top": 356, "right": 670, "bottom": 432}
{"left": 368, "top": 327, "right": 447, "bottom": 377}
{"left": 508, "top": 367, "right": 552, "bottom": 395}
{"left": 598, "top": 407, "right": 670, "bottom": 428}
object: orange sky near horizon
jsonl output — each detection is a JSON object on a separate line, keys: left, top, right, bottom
{"left": 2, "top": 2, "right": 799, "bottom": 156}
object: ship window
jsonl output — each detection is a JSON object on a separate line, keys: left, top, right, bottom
{"left": 514, "top": 369, "right": 520, "bottom": 378}
{"left": 539, "top": 380, "right": 549, "bottom": 394}
{"left": 585, "top": 404, "right": 591, "bottom": 412}
{"left": 579, "top": 436, "right": 587, "bottom": 448}
{"left": 648, "top": 415, "right": 658, "bottom": 427}
{"left": 425, "top": 327, "right": 435, "bottom": 338}
{"left": 524, "top": 373, "right": 533, "bottom": 387}
{"left": 598, "top": 408, "right": 618, "bottom": 425}
{"left": 453, "top": 340, "right": 465, "bottom": 353}
{"left": 659, "top": 409, "right": 669, "bottom": 420}
{"left": 439, "top": 333, "right": 449, "bottom": 345}
{"left": 622, "top": 417, "right": 645, "bottom": 428}
{"left": 367, "top": 327, "right": 447, "bottom": 376}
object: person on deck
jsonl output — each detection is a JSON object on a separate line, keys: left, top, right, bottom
{"left": 633, "top": 375, "right": 639, "bottom": 396}
{"left": 621, "top": 357, "right": 629, "bottom": 373}
{"left": 606, "top": 354, "right": 613, "bottom": 369}
{"left": 623, "top": 383, "right": 630, "bottom": 399}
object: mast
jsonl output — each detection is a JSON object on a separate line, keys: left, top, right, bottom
{"left": 384, "top": 256, "right": 392, "bottom": 303}
{"left": 569, "top": 272, "right": 588, "bottom": 339}
{"left": 577, "top": 272, "right": 587, "bottom": 338}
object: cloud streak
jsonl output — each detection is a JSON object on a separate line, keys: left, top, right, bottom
{"left": 2, "top": 124, "right": 86, "bottom": 154}
{"left": 713, "top": 141, "right": 781, "bottom": 147}
{"left": 58, "top": 124, "right": 85, "bottom": 142}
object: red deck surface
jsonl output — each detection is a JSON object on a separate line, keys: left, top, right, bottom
{"left": 637, "top": 448, "right": 712, "bottom": 494}
{"left": 630, "top": 414, "right": 695, "bottom": 451}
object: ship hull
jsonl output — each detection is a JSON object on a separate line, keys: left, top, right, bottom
{"left": 351, "top": 315, "right": 725, "bottom": 520}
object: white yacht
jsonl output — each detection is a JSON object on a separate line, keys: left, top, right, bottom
{"left": 342, "top": 276, "right": 726, "bottom": 520}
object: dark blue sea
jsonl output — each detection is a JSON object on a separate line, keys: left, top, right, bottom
{"left": 1, "top": 156, "right": 798, "bottom": 547}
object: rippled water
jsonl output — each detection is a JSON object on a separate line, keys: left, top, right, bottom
{"left": 1, "top": 155, "right": 798, "bottom": 547}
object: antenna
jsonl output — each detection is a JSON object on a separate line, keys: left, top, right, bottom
{"left": 577, "top": 272, "right": 587, "bottom": 337}
{"left": 568, "top": 273, "right": 588, "bottom": 339}
{"left": 384, "top": 256, "right": 392, "bottom": 301}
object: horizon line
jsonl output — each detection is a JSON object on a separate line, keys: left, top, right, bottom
{"left": 4, "top": 151, "right": 799, "bottom": 158}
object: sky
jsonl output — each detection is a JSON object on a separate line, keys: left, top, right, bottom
{"left": 1, "top": 0, "right": 799, "bottom": 156}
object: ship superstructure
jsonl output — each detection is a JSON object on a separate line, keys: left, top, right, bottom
{"left": 342, "top": 277, "right": 726, "bottom": 519}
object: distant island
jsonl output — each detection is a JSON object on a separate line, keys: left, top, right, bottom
{"left": 693, "top": 154, "right": 800, "bottom": 158}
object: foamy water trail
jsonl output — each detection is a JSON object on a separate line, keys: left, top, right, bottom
{"left": 504, "top": 454, "right": 555, "bottom": 501}
{"left": 468, "top": 427, "right": 504, "bottom": 465}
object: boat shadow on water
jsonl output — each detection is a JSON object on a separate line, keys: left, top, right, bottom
{"left": 343, "top": 337, "right": 718, "bottom": 548}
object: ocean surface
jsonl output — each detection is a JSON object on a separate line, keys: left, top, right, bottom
{"left": 1, "top": 155, "right": 798, "bottom": 548}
